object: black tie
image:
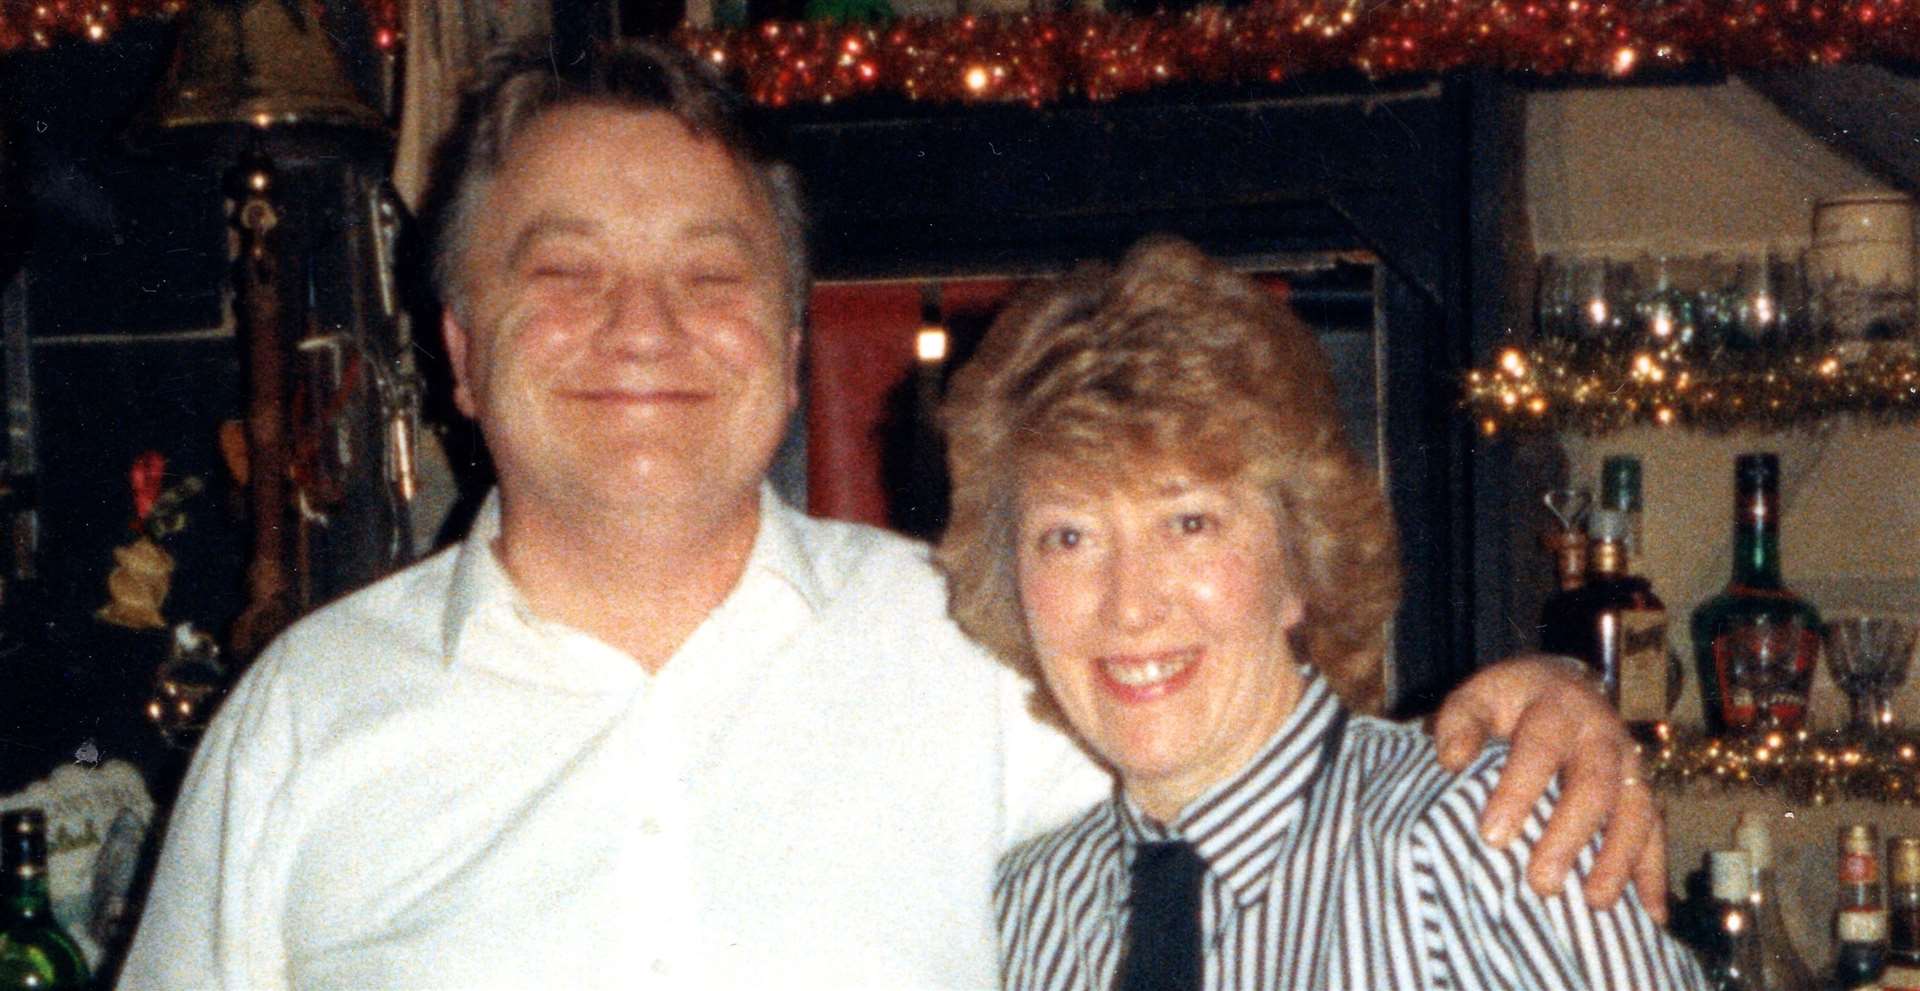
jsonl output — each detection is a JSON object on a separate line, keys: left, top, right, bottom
{"left": 1116, "top": 840, "right": 1208, "bottom": 991}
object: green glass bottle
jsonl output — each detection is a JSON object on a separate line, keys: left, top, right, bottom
{"left": 0, "top": 810, "right": 90, "bottom": 990}
{"left": 1689, "top": 454, "right": 1822, "bottom": 736}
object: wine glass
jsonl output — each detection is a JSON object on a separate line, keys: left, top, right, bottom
{"left": 1725, "top": 615, "right": 1810, "bottom": 734}
{"left": 1824, "top": 612, "right": 1919, "bottom": 740}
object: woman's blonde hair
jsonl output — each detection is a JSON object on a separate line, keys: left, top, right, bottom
{"left": 935, "top": 236, "right": 1400, "bottom": 726}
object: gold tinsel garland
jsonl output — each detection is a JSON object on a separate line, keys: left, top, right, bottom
{"left": 1464, "top": 339, "right": 1920, "bottom": 435}
{"left": 1645, "top": 723, "right": 1920, "bottom": 805}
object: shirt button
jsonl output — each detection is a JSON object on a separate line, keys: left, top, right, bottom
{"left": 641, "top": 817, "right": 663, "bottom": 837}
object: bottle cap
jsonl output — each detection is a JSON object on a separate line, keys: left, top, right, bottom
{"left": 1734, "top": 811, "right": 1772, "bottom": 870}
{"left": 1711, "top": 849, "right": 1754, "bottom": 900}
{"left": 1601, "top": 456, "right": 1642, "bottom": 512}
{"left": 1, "top": 808, "right": 47, "bottom": 871}
{"left": 1892, "top": 837, "right": 1920, "bottom": 886}
{"left": 1735, "top": 453, "right": 1780, "bottom": 492}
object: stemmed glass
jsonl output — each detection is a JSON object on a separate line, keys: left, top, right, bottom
{"left": 1724, "top": 615, "right": 1811, "bottom": 735}
{"left": 1824, "top": 612, "right": 1919, "bottom": 741}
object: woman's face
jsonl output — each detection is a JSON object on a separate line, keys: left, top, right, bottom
{"left": 1016, "top": 468, "right": 1307, "bottom": 822}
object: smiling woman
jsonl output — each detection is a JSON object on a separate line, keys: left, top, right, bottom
{"left": 935, "top": 236, "right": 1708, "bottom": 991}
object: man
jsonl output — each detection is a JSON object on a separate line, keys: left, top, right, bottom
{"left": 120, "top": 38, "right": 1662, "bottom": 990}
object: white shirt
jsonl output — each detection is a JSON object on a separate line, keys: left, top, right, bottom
{"left": 118, "top": 488, "right": 1107, "bottom": 990}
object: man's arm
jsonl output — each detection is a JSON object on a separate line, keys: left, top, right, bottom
{"left": 1427, "top": 655, "right": 1666, "bottom": 922}
{"left": 118, "top": 653, "right": 295, "bottom": 990}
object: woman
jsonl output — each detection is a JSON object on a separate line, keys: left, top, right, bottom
{"left": 936, "top": 237, "right": 1704, "bottom": 991}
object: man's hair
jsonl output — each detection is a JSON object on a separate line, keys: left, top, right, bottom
{"left": 934, "top": 236, "right": 1401, "bottom": 727}
{"left": 422, "top": 36, "right": 808, "bottom": 326}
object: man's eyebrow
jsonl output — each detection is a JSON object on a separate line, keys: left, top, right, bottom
{"left": 680, "top": 219, "right": 761, "bottom": 251}
{"left": 504, "top": 215, "right": 599, "bottom": 270}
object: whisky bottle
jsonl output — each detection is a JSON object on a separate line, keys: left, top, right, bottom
{"left": 1836, "top": 824, "right": 1889, "bottom": 991}
{"left": 1706, "top": 849, "right": 1763, "bottom": 991}
{"left": 1539, "top": 508, "right": 1671, "bottom": 728}
{"left": 1732, "top": 811, "right": 1813, "bottom": 991}
{"left": 1690, "top": 454, "right": 1823, "bottom": 735}
{"left": 0, "top": 809, "right": 89, "bottom": 990}
{"left": 1884, "top": 838, "right": 1920, "bottom": 991}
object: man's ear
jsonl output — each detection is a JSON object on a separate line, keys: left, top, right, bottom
{"left": 443, "top": 309, "right": 479, "bottom": 419}
{"left": 783, "top": 324, "right": 803, "bottom": 414}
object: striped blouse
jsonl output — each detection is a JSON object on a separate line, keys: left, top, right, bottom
{"left": 995, "top": 672, "right": 1708, "bottom": 991}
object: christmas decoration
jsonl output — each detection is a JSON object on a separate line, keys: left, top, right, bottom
{"left": 1646, "top": 722, "right": 1920, "bottom": 806}
{"left": 1464, "top": 337, "right": 1920, "bottom": 435}
{"left": 675, "top": 0, "right": 1920, "bottom": 108}
{"left": 95, "top": 451, "right": 203, "bottom": 631}
{"left": 0, "top": 0, "right": 400, "bottom": 57}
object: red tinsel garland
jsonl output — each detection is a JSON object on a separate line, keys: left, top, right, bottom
{"left": 0, "top": 0, "right": 401, "bottom": 56}
{"left": 675, "top": 0, "right": 1920, "bottom": 107}
{"left": 3, "top": 0, "right": 1916, "bottom": 107}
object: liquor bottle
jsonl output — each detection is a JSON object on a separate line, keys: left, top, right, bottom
{"left": 1601, "top": 454, "right": 1645, "bottom": 561}
{"left": 1732, "top": 811, "right": 1813, "bottom": 991}
{"left": 1706, "top": 849, "right": 1764, "bottom": 991}
{"left": 1690, "top": 454, "right": 1823, "bottom": 735}
{"left": 1539, "top": 508, "right": 1672, "bottom": 731}
{"left": 0, "top": 809, "right": 89, "bottom": 990}
{"left": 1884, "top": 838, "right": 1920, "bottom": 991}
{"left": 1541, "top": 488, "right": 1591, "bottom": 594}
{"left": 1836, "top": 824, "right": 1889, "bottom": 990}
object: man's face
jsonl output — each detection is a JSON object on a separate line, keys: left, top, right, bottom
{"left": 443, "top": 105, "right": 798, "bottom": 529}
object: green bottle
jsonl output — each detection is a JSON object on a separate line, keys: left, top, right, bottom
{"left": 0, "top": 810, "right": 90, "bottom": 990}
{"left": 1689, "top": 454, "right": 1822, "bottom": 736}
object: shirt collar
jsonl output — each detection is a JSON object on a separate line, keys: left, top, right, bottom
{"left": 1112, "top": 670, "right": 1348, "bottom": 908}
{"left": 439, "top": 484, "right": 827, "bottom": 666}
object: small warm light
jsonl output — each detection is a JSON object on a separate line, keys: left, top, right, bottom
{"left": 1612, "top": 46, "right": 1638, "bottom": 74}
{"left": 1723, "top": 911, "right": 1744, "bottom": 935}
{"left": 252, "top": 111, "right": 272, "bottom": 128}
{"left": 1655, "top": 406, "right": 1675, "bottom": 425}
{"left": 1820, "top": 356, "right": 1841, "bottom": 376}
{"left": 84, "top": 22, "right": 102, "bottom": 39}
{"left": 1651, "top": 311, "right": 1673, "bottom": 339}
{"left": 146, "top": 701, "right": 163, "bottom": 721}
{"left": 1499, "top": 348, "right": 1527, "bottom": 376}
{"left": 709, "top": 48, "right": 726, "bottom": 64}
{"left": 916, "top": 327, "right": 949, "bottom": 363}
{"left": 1526, "top": 396, "right": 1548, "bottom": 414}
{"left": 1633, "top": 353, "right": 1655, "bottom": 378}
{"left": 1753, "top": 294, "right": 1775, "bottom": 325}
{"left": 1585, "top": 297, "right": 1608, "bottom": 327}
{"left": 248, "top": 171, "right": 269, "bottom": 192}
{"left": 964, "top": 65, "right": 991, "bottom": 92}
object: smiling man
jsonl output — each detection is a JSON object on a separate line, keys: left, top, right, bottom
{"left": 119, "top": 38, "right": 1665, "bottom": 991}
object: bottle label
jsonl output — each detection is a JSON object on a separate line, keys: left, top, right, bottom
{"left": 1842, "top": 908, "right": 1891, "bottom": 942}
{"left": 1883, "top": 963, "right": 1920, "bottom": 991}
{"left": 1845, "top": 852, "right": 1884, "bottom": 886}
{"left": 1711, "top": 623, "right": 1818, "bottom": 731}
{"left": 1617, "top": 611, "right": 1669, "bottom": 722}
